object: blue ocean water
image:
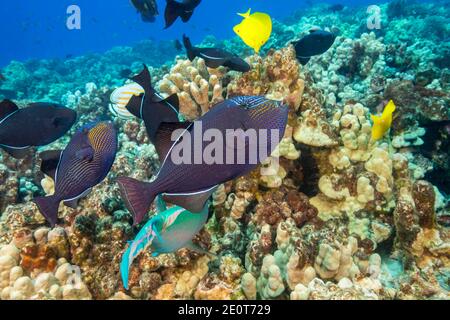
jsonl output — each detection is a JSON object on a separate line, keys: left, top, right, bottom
{"left": 1, "top": 0, "right": 385, "bottom": 66}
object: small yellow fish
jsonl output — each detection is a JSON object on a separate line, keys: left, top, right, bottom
{"left": 371, "top": 100, "right": 396, "bottom": 141}
{"left": 233, "top": 9, "right": 272, "bottom": 53}
{"left": 109, "top": 83, "right": 144, "bottom": 120}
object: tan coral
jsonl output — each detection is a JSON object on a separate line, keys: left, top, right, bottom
{"left": 158, "top": 58, "right": 225, "bottom": 120}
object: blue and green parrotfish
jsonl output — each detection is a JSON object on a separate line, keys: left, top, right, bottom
{"left": 120, "top": 197, "right": 211, "bottom": 290}
{"left": 34, "top": 122, "right": 118, "bottom": 226}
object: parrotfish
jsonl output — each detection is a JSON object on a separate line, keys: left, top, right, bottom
{"left": 121, "top": 65, "right": 180, "bottom": 144}
{"left": 121, "top": 197, "right": 211, "bottom": 289}
{"left": 292, "top": 29, "right": 336, "bottom": 65}
{"left": 117, "top": 96, "right": 289, "bottom": 225}
{"left": 34, "top": 122, "right": 118, "bottom": 226}
{"left": 371, "top": 100, "right": 396, "bottom": 141}
{"left": 164, "top": 0, "right": 202, "bottom": 29}
{"left": 0, "top": 100, "right": 77, "bottom": 159}
{"left": 130, "top": 0, "right": 159, "bottom": 22}
{"left": 233, "top": 9, "right": 273, "bottom": 53}
{"left": 183, "top": 34, "right": 251, "bottom": 72}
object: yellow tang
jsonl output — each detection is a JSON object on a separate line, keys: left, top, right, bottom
{"left": 371, "top": 100, "right": 396, "bottom": 141}
{"left": 233, "top": 9, "right": 272, "bottom": 53}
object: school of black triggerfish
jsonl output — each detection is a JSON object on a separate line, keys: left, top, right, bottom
{"left": 0, "top": 0, "right": 337, "bottom": 290}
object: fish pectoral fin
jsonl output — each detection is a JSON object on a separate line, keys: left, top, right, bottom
{"left": 155, "top": 121, "right": 192, "bottom": 161}
{"left": 155, "top": 195, "right": 168, "bottom": 213}
{"left": 0, "top": 99, "right": 19, "bottom": 120}
{"left": 162, "top": 186, "right": 216, "bottom": 213}
{"left": 39, "top": 150, "right": 63, "bottom": 181}
{"left": 0, "top": 145, "right": 31, "bottom": 159}
{"left": 76, "top": 146, "right": 94, "bottom": 161}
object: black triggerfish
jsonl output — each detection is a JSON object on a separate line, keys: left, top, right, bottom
{"left": 34, "top": 122, "right": 118, "bottom": 226}
{"left": 293, "top": 29, "right": 336, "bottom": 65}
{"left": 130, "top": 0, "right": 159, "bottom": 22}
{"left": 117, "top": 96, "right": 289, "bottom": 225}
{"left": 0, "top": 100, "right": 77, "bottom": 159}
{"left": 183, "top": 35, "right": 251, "bottom": 72}
{"left": 164, "top": 0, "right": 202, "bottom": 29}
{"left": 124, "top": 65, "right": 180, "bottom": 144}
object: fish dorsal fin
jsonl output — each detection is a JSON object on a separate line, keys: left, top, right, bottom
{"left": 155, "top": 121, "right": 191, "bottom": 161}
{"left": 39, "top": 150, "right": 63, "bottom": 181}
{"left": 131, "top": 65, "right": 153, "bottom": 93}
{"left": 383, "top": 100, "right": 396, "bottom": 117}
{"left": 162, "top": 186, "right": 217, "bottom": 213}
{"left": 238, "top": 8, "right": 251, "bottom": 18}
{"left": 125, "top": 94, "right": 145, "bottom": 119}
{"left": 0, "top": 100, "right": 19, "bottom": 121}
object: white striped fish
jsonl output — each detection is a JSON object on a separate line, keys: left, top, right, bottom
{"left": 109, "top": 83, "right": 145, "bottom": 120}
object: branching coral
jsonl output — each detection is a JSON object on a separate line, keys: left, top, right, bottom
{"left": 158, "top": 58, "right": 226, "bottom": 120}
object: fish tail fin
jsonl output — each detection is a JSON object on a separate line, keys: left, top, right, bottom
{"left": 182, "top": 34, "right": 196, "bottom": 61}
{"left": 33, "top": 195, "right": 60, "bottom": 227}
{"left": 131, "top": 65, "right": 154, "bottom": 94}
{"left": 238, "top": 8, "right": 251, "bottom": 18}
{"left": 165, "top": 0, "right": 183, "bottom": 29}
{"left": 120, "top": 245, "right": 132, "bottom": 290}
{"left": 117, "top": 177, "right": 156, "bottom": 226}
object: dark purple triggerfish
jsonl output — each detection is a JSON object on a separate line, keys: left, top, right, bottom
{"left": 117, "top": 96, "right": 289, "bottom": 225}
{"left": 124, "top": 65, "right": 180, "bottom": 144}
{"left": 0, "top": 100, "right": 77, "bottom": 159}
{"left": 165, "top": 0, "right": 202, "bottom": 29}
{"left": 183, "top": 35, "right": 251, "bottom": 72}
{"left": 34, "top": 122, "right": 118, "bottom": 226}
{"left": 292, "top": 30, "right": 336, "bottom": 65}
